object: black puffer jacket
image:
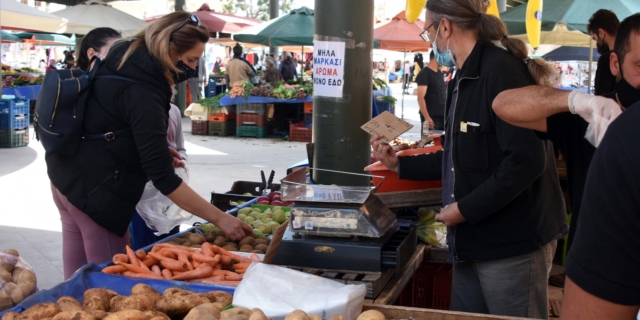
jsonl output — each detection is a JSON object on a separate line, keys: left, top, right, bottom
{"left": 46, "top": 40, "right": 182, "bottom": 236}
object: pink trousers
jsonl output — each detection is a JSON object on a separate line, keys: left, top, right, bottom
{"left": 50, "top": 184, "right": 129, "bottom": 279}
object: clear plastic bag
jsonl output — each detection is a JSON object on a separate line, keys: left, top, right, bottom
{"left": 416, "top": 207, "right": 448, "bottom": 248}
{"left": 135, "top": 167, "right": 193, "bottom": 235}
{"left": 0, "top": 251, "right": 38, "bottom": 311}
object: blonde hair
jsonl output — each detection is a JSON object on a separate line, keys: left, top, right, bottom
{"left": 118, "top": 12, "right": 209, "bottom": 87}
{"left": 426, "top": 0, "right": 556, "bottom": 86}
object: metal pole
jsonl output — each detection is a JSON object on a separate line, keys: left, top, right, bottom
{"left": 588, "top": 37, "right": 593, "bottom": 94}
{"left": 401, "top": 48, "right": 406, "bottom": 119}
{"left": 269, "top": 0, "right": 279, "bottom": 57}
{"left": 175, "top": 0, "right": 187, "bottom": 115}
{"left": 313, "top": 0, "right": 374, "bottom": 186}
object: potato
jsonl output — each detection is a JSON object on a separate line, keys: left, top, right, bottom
{"left": 0, "top": 311, "right": 21, "bottom": 320}
{"left": 222, "top": 244, "right": 238, "bottom": 252}
{"left": 83, "top": 288, "right": 113, "bottom": 311}
{"left": 220, "top": 308, "right": 251, "bottom": 320}
{"left": 0, "top": 268, "right": 12, "bottom": 283}
{"left": 155, "top": 291, "right": 209, "bottom": 317}
{"left": 188, "top": 233, "right": 207, "bottom": 245}
{"left": 239, "top": 244, "right": 254, "bottom": 252}
{"left": 227, "top": 316, "right": 250, "bottom": 320}
{"left": 103, "top": 310, "right": 146, "bottom": 320}
{"left": 130, "top": 284, "right": 161, "bottom": 303}
{"left": 0, "top": 256, "right": 17, "bottom": 273}
{"left": 329, "top": 315, "right": 345, "bottom": 320}
{"left": 3, "top": 283, "right": 24, "bottom": 305}
{"left": 212, "top": 291, "right": 232, "bottom": 307}
{"left": 239, "top": 237, "right": 255, "bottom": 247}
{"left": 285, "top": 310, "right": 309, "bottom": 320}
{"left": 249, "top": 309, "right": 269, "bottom": 320}
{"left": 253, "top": 239, "right": 269, "bottom": 246}
{"left": 213, "top": 236, "right": 227, "bottom": 247}
{"left": 109, "top": 296, "right": 126, "bottom": 312}
{"left": 183, "top": 303, "right": 221, "bottom": 320}
{"left": 57, "top": 296, "right": 82, "bottom": 312}
{"left": 84, "top": 309, "right": 110, "bottom": 320}
{"left": 0, "top": 294, "right": 13, "bottom": 312}
{"left": 52, "top": 310, "right": 96, "bottom": 320}
{"left": 21, "top": 302, "right": 60, "bottom": 320}
{"left": 309, "top": 315, "right": 322, "bottom": 320}
{"left": 161, "top": 288, "right": 187, "bottom": 298}
{"left": 111, "top": 295, "right": 154, "bottom": 312}
{"left": 356, "top": 310, "right": 386, "bottom": 320}
{"left": 2, "top": 250, "right": 18, "bottom": 257}
{"left": 204, "top": 230, "right": 218, "bottom": 243}
{"left": 142, "top": 310, "right": 170, "bottom": 320}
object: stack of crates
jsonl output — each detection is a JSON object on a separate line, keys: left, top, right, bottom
{"left": 303, "top": 102, "right": 313, "bottom": 126}
{"left": 189, "top": 104, "right": 209, "bottom": 136}
{"left": 236, "top": 104, "right": 267, "bottom": 138}
{"left": 0, "top": 99, "right": 29, "bottom": 148}
{"left": 208, "top": 111, "right": 236, "bottom": 137}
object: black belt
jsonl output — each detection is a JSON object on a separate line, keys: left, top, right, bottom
{"left": 83, "top": 128, "right": 131, "bottom": 141}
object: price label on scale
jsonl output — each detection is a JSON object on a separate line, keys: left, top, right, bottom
{"left": 313, "top": 187, "right": 344, "bottom": 201}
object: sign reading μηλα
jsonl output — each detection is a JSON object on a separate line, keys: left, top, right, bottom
{"left": 313, "top": 40, "right": 346, "bottom": 98}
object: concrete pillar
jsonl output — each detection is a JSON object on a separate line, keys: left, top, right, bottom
{"left": 175, "top": 0, "right": 187, "bottom": 115}
{"left": 312, "top": 0, "right": 374, "bottom": 186}
{"left": 269, "top": 0, "right": 279, "bottom": 57}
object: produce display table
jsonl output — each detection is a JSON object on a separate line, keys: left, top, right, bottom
{"left": 364, "top": 243, "right": 426, "bottom": 305}
{"left": 376, "top": 188, "right": 443, "bottom": 209}
{"left": 361, "top": 304, "right": 532, "bottom": 320}
{"left": 2, "top": 85, "right": 41, "bottom": 100}
{"left": 219, "top": 95, "right": 313, "bottom": 106}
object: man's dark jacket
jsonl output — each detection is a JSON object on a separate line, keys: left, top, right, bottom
{"left": 398, "top": 41, "right": 566, "bottom": 261}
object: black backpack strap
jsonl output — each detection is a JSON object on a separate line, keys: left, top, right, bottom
{"left": 95, "top": 75, "right": 139, "bottom": 83}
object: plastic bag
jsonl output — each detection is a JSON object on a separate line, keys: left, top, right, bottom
{"left": 416, "top": 207, "right": 448, "bottom": 248}
{"left": 0, "top": 251, "right": 38, "bottom": 312}
{"left": 233, "top": 263, "right": 367, "bottom": 320}
{"left": 135, "top": 167, "right": 193, "bottom": 235}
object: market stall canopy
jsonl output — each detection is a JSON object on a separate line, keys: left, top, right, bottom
{"left": 543, "top": 46, "right": 601, "bottom": 62}
{"left": 511, "top": 22, "right": 592, "bottom": 47}
{"left": 145, "top": 11, "right": 261, "bottom": 35}
{"left": 373, "top": 11, "right": 431, "bottom": 52}
{"left": 208, "top": 38, "right": 312, "bottom": 53}
{"left": 1, "top": 31, "right": 22, "bottom": 43}
{"left": 1, "top": 0, "right": 68, "bottom": 33}
{"left": 13, "top": 32, "right": 76, "bottom": 46}
{"left": 51, "top": 0, "right": 146, "bottom": 37}
{"left": 31, "top": 0, "right": 118, "bottom": 5}
{"left": 232, "top": 7, "right": 314, "bottom": 46}
{"left": 501, "top": 0, "right": 640, "bottom": 35}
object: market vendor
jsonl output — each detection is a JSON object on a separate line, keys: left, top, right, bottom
{"left": 264, "top": 56, "right": 282, "bottom": 86}
{"left": 226, "top": 44, "right": 255, "bottom": 85}
{"left": 371, "top": 0, "right": 566, "bottom": 318}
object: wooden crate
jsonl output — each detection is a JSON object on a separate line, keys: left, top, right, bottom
{"left": 285, "top": 266, "right": 394, "bottom": 300}
{"left": 362, "top": 304, "right": 532, "bottom": 320}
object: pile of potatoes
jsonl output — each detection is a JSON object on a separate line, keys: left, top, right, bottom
{"left": 0, "top": 284, "right": 233, "bottom": 320}
{"left": 0, "top": 249, "right": 37, "bottom": 312}
{"left": 169, "top": 232, "right": 271, "bottom": 255}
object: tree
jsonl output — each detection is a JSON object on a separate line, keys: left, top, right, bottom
{"left": 222, "top": 0, "right": 294, "bottom": 21}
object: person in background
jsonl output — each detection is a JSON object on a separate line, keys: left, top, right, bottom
{"left": 269, "top": 53, "right": 278, "bottom": 69}
{"left": 382, "top": 58, "right": 389, "bottom": 72}
{"left": 48, "top": 27, "right": 122, "bottom": 279}
{"left": 188, "top": 56, "right": 206, "bottom": 101}
{"left": 46, "top": 59, "right": 57, "bottom": 72}
{"left": 226, "top": 43, "right": 255, "bottom": 85}
{"left": 402, "top": 60, "right": 411, "bottom": 93}
{"left": 588, "top": 9, "right": 619, "bottom": 96}
{"left": 416, "top": 51, "right": 446, "bottom": 131}
{"left": 213, "top": 57, "right": 222, "bottom": 73}
{"left": 279, "top": 52, "right": 297, "bottom": 82}
{"left": 373, "top": 0, "right": 566, "bottom": 317}
{"left": 264, "top": 56, "right": 282, "bottom": 86}
{"left": 304, "top": 59, "right": 312, "bottom": 72}
{"left": 63, "top": 50, "right": 76, "bottom": 69}
{"left": 130, "top": 102, "right": 186, "bottom": 250}
{"left": 38, "top": 59, "right": 46, "bottom": 70}
{"left": 46, "top": 14, "right": 253, "bottom": 280}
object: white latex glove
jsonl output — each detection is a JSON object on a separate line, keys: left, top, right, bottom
{"left": 568, "top": 90, "right": 623, "bottom": 147}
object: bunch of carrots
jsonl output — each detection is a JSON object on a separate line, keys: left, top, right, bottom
{"left": 101, "top": 242, "right": 260, "bottom": 287}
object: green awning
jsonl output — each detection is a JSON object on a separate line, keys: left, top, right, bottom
{"left": 12, "top": 32, "right": 75, "bottom": 46}
{"left": 1, "top": 31, "right": 22, "bottom": 43}
{"left": 232, "top": 7, "right": 314, "bottom": 46}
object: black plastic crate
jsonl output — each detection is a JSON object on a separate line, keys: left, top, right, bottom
{"left": 210, "top": 193, "right": 257, "bottom": 211}
{"left": 229, "top": 180, "right": 281, "bottom": 196}
{"left": 0, "top": 128, "right": 29, "bottom": 148}
{"left": 208, "top": 120, "right": 235, "bottom": 136}
{"left": 304, "top": 112, "right": 312, "bottom": 124}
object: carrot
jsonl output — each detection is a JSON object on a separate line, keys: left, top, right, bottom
{"left": 148, "top": 252, "right": 172, "bottom": 262}
{"left": 192, "top": 260, "right": 201, "bottom": 268}
{"left": 102, "top": 265, "right": 126, "bottom": 274}
{"left": 213, "top": 245, "right": 245, "bottom": 262}
{"left": 190, "top": 278, "right": 241, "bottom": 286}
{"left": 125, "top": 245, "right": 140, "bottom": 267}
{"left": 156, "top": 243, "right": 198, "bottom": 252}
{"left": 219, "top": 255, "right": 236, "bottom": 266}
{"left": 160, "top": 259, "right": 188, "bottom": 271}
{"left": 178, "top": 252, "right": 194, "bottom": 271}
{"left": 161, "top": 251, "right": 177, "bottom": 259}
{"left": 232, "top": 263, "right": 250, "bottom": 270}
{"left": 112, "top": 254, "right": 129, "bottom": 265}
{"left": 223, "top": 273, "right": 243, "bottom": 281}
{"left": 235, "top": 269, "right": 247, "bottom": 274}
{"left": 201, "top": 242, "right": 214, "bottom": 257}
{"left": 136, "top": 249, "right": 147, "bottom": 261}
{"left": 171, "top": 266, "right": 213, "bottom": 281}
{"left": 122, "top": 271, "right": 163, "bottom": 279}
{"left": 172, "top": 270, "right": 185, "bottom": 275}
{"left": 249, "top": 253, "right": 262, "bottom": 262}
{"left": 212, "top": 270, "right": 240, "bottom": 277}
{"left": 193, "top": 253, "right": 219, "bottom": 264}
{"left": 117, "top": 262, "right": 154, "bottom": 274}
{"left": 151, "top": 265, "right": 162, "bottom": 276}
{"left": 142, "top": 257, "right": 158, "bottom": 267}
{"left": 161, "top": 268, "right": 173, "bottom": 280}
{"left": 213, "top": 264, "right": 222, "bottom": 270}
{"left": 137, "top": 260, "right": 151, "bottom": 272}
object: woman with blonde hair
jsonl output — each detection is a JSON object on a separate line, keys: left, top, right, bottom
{"left": 46, "top": 12, "right": 252, "bottom": 279}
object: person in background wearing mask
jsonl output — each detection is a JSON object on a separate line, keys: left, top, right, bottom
{"left": 493, "top": 13, "right": 640, "bottom": 290}
{"left": 45, "top": 14, "right": 253, "bottom": 279}
{"left": 264, "top": 56, "right": 281, "bottom": 86}
{"left": 279, "top": 52, "right": 297, "bottom": 82}
{"left": 371, "top": 0, "right": 566, "bottom": 317}
{"left": 588, "top": 9, "right": 620, "bottom": 96}
{"left": 213, "top": 56, "right": 222, "bottom": 73}
{"left": 226, "top": 43, "right": 255, "bottom": 85}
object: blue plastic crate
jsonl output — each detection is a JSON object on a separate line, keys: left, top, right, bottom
{"left": 0, "top": 128, "right": 28, "bottom": 148}
{"left": 0, "top": 113, "right": 29, "bottom": 129}
{"left": 0, "top": 99, "right": 29, "bottom": 117}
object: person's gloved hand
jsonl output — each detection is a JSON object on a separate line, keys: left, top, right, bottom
{"left": 568, "top": 90, "right": 623, "bottom": 147}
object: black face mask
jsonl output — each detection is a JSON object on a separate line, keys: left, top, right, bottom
{"left": 172, "top": 60, "right": 198, "bottom": 84}
{"left": 615, "top": 76, "right": 640, "bottom": 109}
{"left": 596, "top": 37, "right": 609, "bottom": 55}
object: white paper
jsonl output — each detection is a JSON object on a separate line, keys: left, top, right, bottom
{"left": 313, "top": 41, "right": 346, "bottom": 98}
{"left": 233, "top": 263, "right": 367, "bottom": 320}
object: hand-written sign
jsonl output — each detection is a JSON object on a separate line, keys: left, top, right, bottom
{"left": 313, "top": 40, "right": 346, "bottom": 98}
{"left": 361, "top": 111, "right": 413, "bottom": 143}
{"left": 313, "top": 186, "right": 345, "bottom": 201}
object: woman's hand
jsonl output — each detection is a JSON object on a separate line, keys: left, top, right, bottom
{"left": 213, "top": 213, "right": 254, "bottom": 241}
{"left": 370, "top": 135, "right": 399, "bottom": 172}
{"left": 169, "top": 148, "right": 185, "bottom": 168}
